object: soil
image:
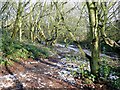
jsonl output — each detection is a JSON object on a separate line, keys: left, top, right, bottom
{"left": 0, "top": 57, "right": 110, "bottom": 90}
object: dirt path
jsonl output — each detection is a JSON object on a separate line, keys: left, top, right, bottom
{"left": 0, "top": 44, "right": 112, "bottom": 90}
{"left": 0, "top": 57, "right": 109, "bottom": 90}
{"left": 0, "top": 58, "right": 80, "bottom": 90}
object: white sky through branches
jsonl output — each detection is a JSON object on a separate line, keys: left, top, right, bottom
{"left": 0, "top": 0, "right": 118, "bottom": 2}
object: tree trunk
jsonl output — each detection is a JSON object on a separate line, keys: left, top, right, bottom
{"left": 29, "top": 1, "right": 35, "bottom": 42}
{"left": 11, "top": 1, "right": 23, "bottom": 42}
{"left": 87, "top": 1, "right": 99, "bottom": 76}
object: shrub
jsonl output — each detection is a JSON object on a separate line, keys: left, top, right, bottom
{"left": 24, "top": 44, "right": 51, "bottom": 58}
{"left": 111, "top": 78, "right": 120, "bottom": 90}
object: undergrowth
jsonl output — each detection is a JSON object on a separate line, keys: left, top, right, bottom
{"left": 0, "top": 36, "right": 52, "bottom": 65}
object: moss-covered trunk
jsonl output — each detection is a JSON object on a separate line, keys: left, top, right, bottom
{"left": 87, "top": 1, "right": 99, "bottom": 76}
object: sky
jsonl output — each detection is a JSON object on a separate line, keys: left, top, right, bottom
{"left": 0, "top": 0, "right": 118, "bottom": 2}
{"left": 0, "top": 0, "right": 119, "bottom": 20}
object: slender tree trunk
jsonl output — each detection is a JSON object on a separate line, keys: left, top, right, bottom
{"left": 19, "top": 17, "right": 22, "bottom": 42}
{"left": 87, "top": 1, "right": 99, "bottom": 76}
{"left": 11, "top": 1, "right": 23, "bottom": 42}
{"left": 29, "top": 1, "right": 34, "bottom": 42}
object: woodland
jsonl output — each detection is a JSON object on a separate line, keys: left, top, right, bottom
{"left": 0, "top": 0, "right": 120, "bottom": 90}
